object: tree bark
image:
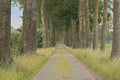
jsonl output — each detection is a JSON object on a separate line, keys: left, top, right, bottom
{"left": 100, "top": 0, "right": 108, "bottom": 52}
{"left": 111, "top": 0, "right": 120, "bottom": 58}
{"left": 93, "top": 0, "right": 100, "bottom": 50}
{"left": 75, "top": 20, "right": 79, "bottom": 48}
{"left": 71, "top": 18, "right": 76, "bottom": 48}
{"left": 0, "top": 0, "right": 13, "bottom": 64}
{"left": 79, "top": 0, "right": 83, "bottom": 48}
{"left": 81, "top": 0, "right": 86, "bottom": 48}
{"left": 41, "top": 0, "right": 49, "bottom": 48}
{"left": 49, "top": 15, "right": 55, "bottom": 47}
{"left": 85, "top": 0, "right": 91, "bottom": 48}
{"left": 64, "top": 29, "right": 69, "bottom": 46}
{"left": 31, "top": 0, "right": 38, "bottom": 53}
{"left": 22, "top": 0, "right": 37, "bottom": 54}
{"left": 68, "top": 26, "right": 72, "bottom": 47}
{"left": 71, "top": 18, "right": 79, "bottom": 48}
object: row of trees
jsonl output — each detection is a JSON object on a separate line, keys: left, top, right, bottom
{"left": 0, "top": 0, "right": 38, "bottom": 65}
{"left": 0, "top": 0, "right": 120, "bottom": 65}
{"left": 41, "top": 0, "right": 120, "bottom": 58}
{"left": 0, "top": 0, "right": 59, "bottom": 65}
{"left": 40, "top": 0, "right": 110, "bottom": 50}
{"left": 64, "top": 0, "right": 108, "bottom": 50}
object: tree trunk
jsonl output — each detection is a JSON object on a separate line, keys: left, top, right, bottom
{"left": 75, "top": 20, "right": 79, "bottom": 48}
{"left": 100, "top": 0, "right": 108, "bottom": 52}
{"left": 71, "top": 18, "right": 79, "bottom": 48}
{"left": 68, "top": 26, "right": 72, "bottom": 47}
{"left": 81, "top": 0, "right": 86, "bottom": 48}
{"left": 55, "top": 30, "right": 58, "bottom": 44}
{"left": 79, "top": 0, "right": 83, "bottom": 48}
{"left": 65, "top": 25, "right": 72, "bottom": 47}
{"left": 31, "top": 0, "right": 38, "bottom": 53}
{"left": 111, "top": 0, "right": 120, "bottom": 58}
{"left": 0, "top": 0, "right": 13, "bottom": 65}
{"left": 64, "top": 29, "right": 69, "bottom": 46}
{"left": 22, "top": 0, "right": 32, "bottom": 54}
{"left": 93, "top": 0, "right": 100, "bottom": 50}
{"left": 22, "top": 0, "right": 37, "bottom": 54}
{"left": 71, "top": 18, "right": 76, "bottom": 48}
{"left": 85, "top": 0, "right": 91, "bottom": 48}
{"left": 50, "top": 15, "right": 55, "bottom": 47}
{"left": 41, "top": 0, "right": 49, "bottom": 48}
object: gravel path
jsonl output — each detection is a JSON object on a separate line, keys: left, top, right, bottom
{"left": 33, "top": 46, "right": 95, "bottom": 80}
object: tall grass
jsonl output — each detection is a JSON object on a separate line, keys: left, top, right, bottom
{"left": 0, "top": 48, "right": 55, "bottom": 80}
{"left": 65, "top": 46, "right": 120, "bottom": 80}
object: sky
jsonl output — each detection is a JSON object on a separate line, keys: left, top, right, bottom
{"left": 11, "top": 6, "right": 23, "bottom": 29}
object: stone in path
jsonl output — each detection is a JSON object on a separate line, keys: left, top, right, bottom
{"left": 33, "top": 47, "right": 95, "bottom": 80}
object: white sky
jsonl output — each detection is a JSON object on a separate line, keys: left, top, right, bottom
{"left": 11, "top": 6, "right": 23, "bottom": 29}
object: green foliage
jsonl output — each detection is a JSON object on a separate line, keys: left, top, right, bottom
{"left": 37, "top": 0, "right": 42, "bottom": 29}
{"left": 54, "top": 0, "right": 79, "bottom": 30}
{"left": 89, "top": 0, "right": 113, "bottom": 31}
{"left": 37, "top": 29, "right": 42, "bottom": 48}
{"left": 12, "top": 0, "right": 23, "bottom": 9}
{"left": 11, "top": 28, "right": 21, "bottom": 55}
{"left": 11, "top": 28, "right": 43, "bottom": 55}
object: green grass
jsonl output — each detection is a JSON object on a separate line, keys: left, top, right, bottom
{"left": 0, "top": 48, "right": 55, "bottom": 80}
{"left": 98, "top": 43, "right": 112, "bottom": 48}
{"left": 65, "top": 46, "right": 120, "bottom": 80}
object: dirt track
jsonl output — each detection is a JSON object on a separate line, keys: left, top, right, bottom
{"left": 33, "top": 45, "right": 95, "bottom": 80}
